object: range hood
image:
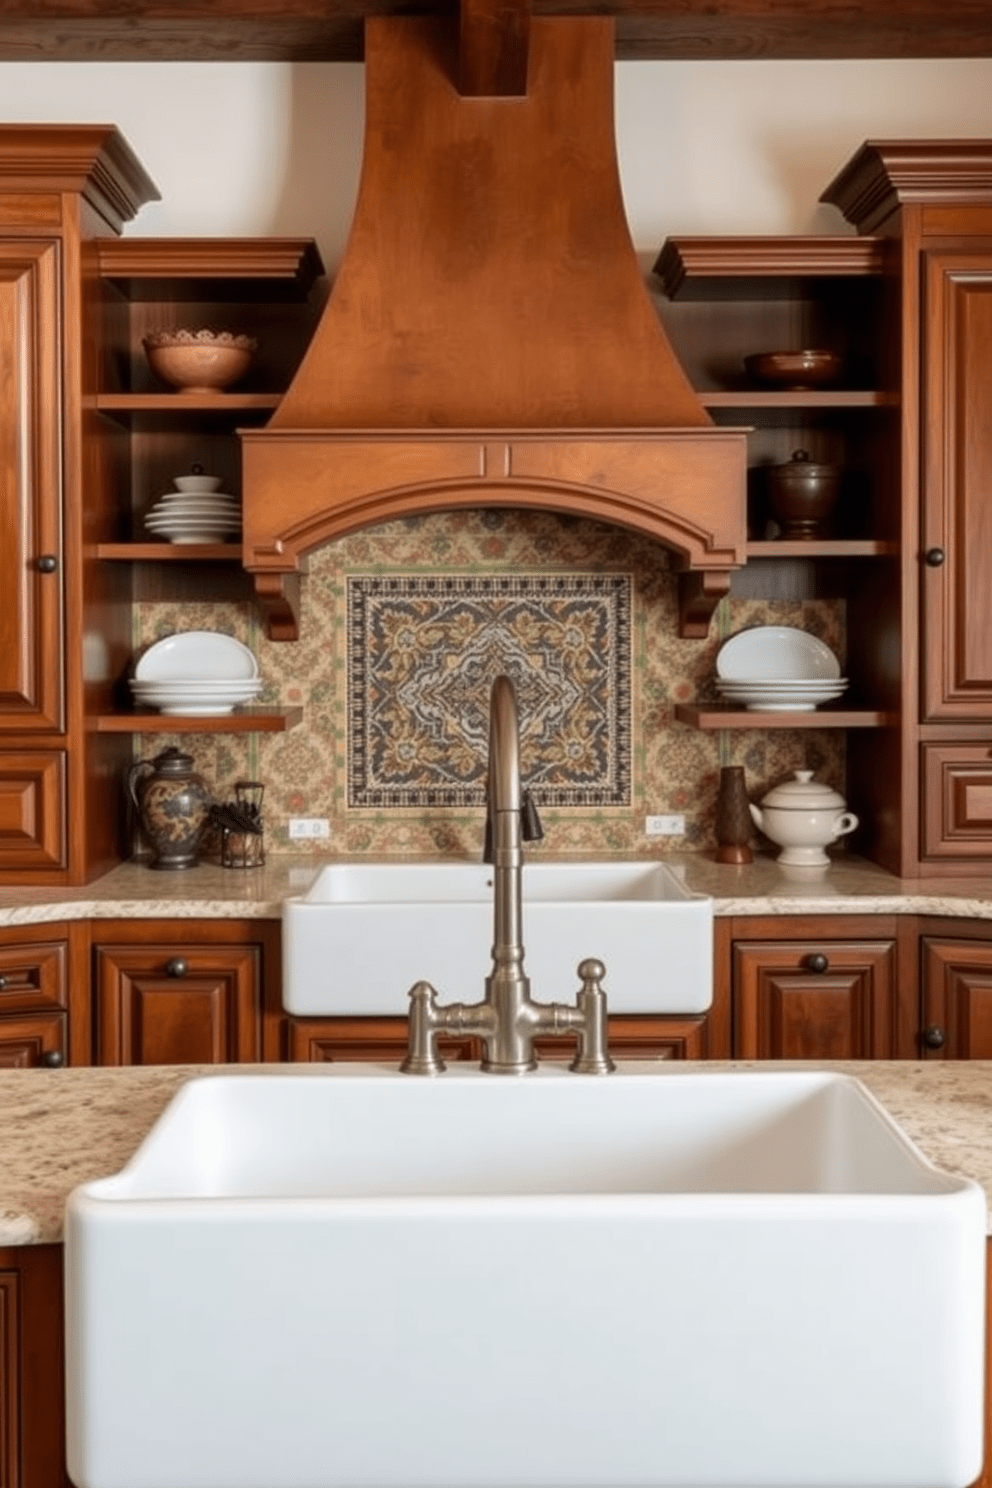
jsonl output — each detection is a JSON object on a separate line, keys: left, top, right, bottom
{"left": 240, "top": 3, "right": 747, "bottom": 640}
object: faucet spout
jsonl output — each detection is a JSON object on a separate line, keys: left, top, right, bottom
{"left": 401, "top": 673, "right": 614, "bottom": 1078}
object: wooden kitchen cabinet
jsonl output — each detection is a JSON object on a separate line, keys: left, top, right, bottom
{"left": 0, "top": 1245, "right": 68, "bottom": 1488}
{"left": 92, "top": 919, "right": 281, "bottom": 1066}
{"left": 727, "top": 915, "right": 908, "bottom": 1059}
{"left": 919, "top": 924, "right": 992, "bottom": 1059}
{"left": 0, "top": 926, "right": 79, "bottom": 1070}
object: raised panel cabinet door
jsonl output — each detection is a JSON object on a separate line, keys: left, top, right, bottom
{"left": 733, "top": 940, "right": 898, "bottom": 1059}
{"left": 922, "top": 249, "right": 992, "bottom": 721}
{"left": 0, "top": 753, "right": 65, "bottom": 871}
{"left": 922, "top": 743, "right": 992, "bottom": 858}
{"left": 94, "top": 943, "right": 260, "bottom": 1065}
{"left": 920, "top": 937, "right": 992, "bottom": 1059}
{"left": 0, "top": 241, "right": 63, "bottom": 733}
{"left": 0, "top": 937, "right": 66, "bottom": 1014}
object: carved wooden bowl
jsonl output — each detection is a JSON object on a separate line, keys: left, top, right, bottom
{"left": 743, "top": 350, "right": 844, "bottom": 391}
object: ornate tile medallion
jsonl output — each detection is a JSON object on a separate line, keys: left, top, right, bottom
{"left": 348, "top": 573, "right": 632, "bottom": 808}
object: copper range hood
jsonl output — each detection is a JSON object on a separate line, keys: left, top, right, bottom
{"left": 240, "top": 1, "right": 747, "bottom": 640}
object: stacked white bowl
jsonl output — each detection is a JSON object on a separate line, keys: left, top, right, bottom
{"left": 129, "top": 631, "right": 262, "bottom": 716}
{"left": 144, "top": 470, "right": 241, "bottom": 544}
{"left": 715, "top": 625, "right": 847, "bottom": 712}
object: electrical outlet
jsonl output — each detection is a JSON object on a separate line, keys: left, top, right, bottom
{"left": 288, "top": 818, "right": 331, "bottom": 840}
{"left": 645, "top": 814, "right": 685, "bottom": 836}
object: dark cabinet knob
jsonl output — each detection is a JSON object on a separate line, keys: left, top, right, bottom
{"left": 40, "top": 1050, "right": 64, "bottom": 1068}
{"left": 805, "top": 953, "right": 830, "bottom": 973}
{"left": 165, "top": 957, "right": 189, "bottom": 978}
{"left": 922, "top": 1025, "right": 946, "bottom": 1051}
{"left": 924, "top": 547, "right": 946, "bottom": 567}
{"left": 36, "top": 554, "right": 58, "bottom": 573}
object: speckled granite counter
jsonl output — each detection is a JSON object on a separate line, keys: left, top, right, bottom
{"left": 3, "top": 1061, "right": 992, "bottom": 1246}
{"left": 2, "top": 853, "right": 992, "bottom": 926}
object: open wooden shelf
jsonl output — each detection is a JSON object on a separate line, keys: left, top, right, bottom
{"left": 745, "top": 539, "right": 898, "bottom": 558}
{"left": 94, "top": 392, "right": 281, "bottom": 415}
{"left": 97, "top": 543, "right": 243, "bottom": 560}
{"left": 700, "top": 389, "right": 897, "bottom": 410}
{"left": 95, "top": 708, "right": 303, "bottom": 734}
{"left": 675, "top": 704, "right": 896, "bottom": 730}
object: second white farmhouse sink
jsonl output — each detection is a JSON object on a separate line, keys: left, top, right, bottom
{"left": 283, "top": 860, "right": 713, "bottom": 1014}
{"left": 65, "top": 1068, "right": 986, "bottom": 1488}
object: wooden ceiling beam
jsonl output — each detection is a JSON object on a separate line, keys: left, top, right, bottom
{"left": 0, "top": 1, "right": 989, "bottom": 62}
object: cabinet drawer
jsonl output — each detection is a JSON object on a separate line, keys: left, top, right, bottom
{"left": 94, "top": 942, "right": 260, "bottom": 1065}
{"left": 923, "top": 744, "right": 992, "bottom": 858}
{"left": 0, "top": 752, "right": 65, "bottom": 870}
{"left": 0, "top": 938, "right": 66, "bottom": 1013}
{"left": 733, "top": 939, "right": 898, "bottom": 1059}
{"left": 0, "top": 1010, "right": 66, "bottom": 1068}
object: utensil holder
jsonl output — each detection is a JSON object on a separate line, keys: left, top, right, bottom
{"left": 219, "top": 781, "right": 265, "bottom": 869}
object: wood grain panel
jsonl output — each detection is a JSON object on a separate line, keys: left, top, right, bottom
{"left": 0, "top": 753, "right": 65, "bottom": 871}
{"left": 921, "top": 937, "right": 992, "bottom": 1059}
{"left": 94, "top": 942, "right": 260, "bottom": 1064}
{"left": 922, "top": 250, "right": 992, "bottom": 720}
{"left": 733, "top": 938, "right": 898, "bottom": 1059}
{"left": 923, "top": 743, "right": 992, "bottom": 858}
{"left": 0, "top": 1273, "right": 17, "bottom": 1488}
{"left": 0, "top": 241, "right": 62, "bottom": 733}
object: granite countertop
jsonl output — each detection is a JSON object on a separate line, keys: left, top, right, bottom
{"left": 3, "top": 1060, "right": 992, "bottom": 1247}
{"left": 4, "top": 852, "right": 992, "bottom": 926}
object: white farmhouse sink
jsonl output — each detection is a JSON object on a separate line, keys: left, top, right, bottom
{"left": 65, "top": 1069, "right": 986, "bottom": 1488}
{"left": 282, "top": 860, "right": 713, "bottom": 1014}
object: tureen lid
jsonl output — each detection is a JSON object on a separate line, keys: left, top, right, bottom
{"left": 759, "top": 770, "right": 847, "bottom": 810}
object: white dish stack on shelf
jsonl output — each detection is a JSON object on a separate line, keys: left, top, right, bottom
{"left": 143, "top": 469, "right": 241, "bottom": 545}
{"left": 715, "top": 625, "right": 847, "bottom": 712}
{"left": 129, "top": 631, "right": 263, "bottom": 716}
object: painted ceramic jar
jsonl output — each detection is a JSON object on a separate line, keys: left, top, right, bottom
{"left": 126, "top": 747, "right": 213, "bottom": 870}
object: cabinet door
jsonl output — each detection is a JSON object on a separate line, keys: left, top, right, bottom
{"left": 920, "top": 937, "right": 992, "bottom": 1058}
{"left": 0, "top": 1245, "right": 67, "bottom": 1488}
{"left": 0, "top": 1010, "right": 66, "bottom": 1068}
{"left": 0, "top": 241, "right": 63, "bottom": 734}
{"left": 922, "top": 743, "right": 992, "bottom": 858}
{"left": 0, "top": 752, "right": 66, "bottom": 872}
{"left": 733, "top": 939, "right": 898, "bottom": 1059}
{"left": 922, "top": 249, "right": 992, "bottom": 721}
{"left": 94, "top": 942, "right": 260, "bottom": 1065}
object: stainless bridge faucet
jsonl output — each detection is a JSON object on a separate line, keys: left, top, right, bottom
{"left": 401, "top": 674, "right": 615, "bottom": 1076}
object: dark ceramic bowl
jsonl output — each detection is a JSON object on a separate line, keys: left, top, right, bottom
{"left": 766, "top": 450, "right": 841, "bottom": 539}
{"left": 744, "top": 350, "right": 844, "bottom": 391}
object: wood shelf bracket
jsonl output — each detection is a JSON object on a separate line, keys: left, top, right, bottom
{"left": 252, "top": 571, "right": 301, "bottom": 642}
{"left": 678, "top": 570, "right": 732, "bottom": 639}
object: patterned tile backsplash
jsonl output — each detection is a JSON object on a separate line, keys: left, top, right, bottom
{"left": 133, "top": 508, "right": 845, "bottom": 859}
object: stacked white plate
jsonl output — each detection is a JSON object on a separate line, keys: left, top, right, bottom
{"left": 130, "top": 631, "right": 262, "bottom": 715}
{"left": 715, "top": 625, "right": 847, "bottom": 712}
{"left": 143, "top": 472, "right": 241, "bottom": 544}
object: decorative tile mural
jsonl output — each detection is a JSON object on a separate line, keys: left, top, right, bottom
{"left": 132, "top": 507, "right": 846, "bottom": 859}
{"left": 347, "top": 573, "right": 631, "bottom": 809}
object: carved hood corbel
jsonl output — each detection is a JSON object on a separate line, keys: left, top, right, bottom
{"left": 240, "top": 1, "right": 747, "bottom": 639}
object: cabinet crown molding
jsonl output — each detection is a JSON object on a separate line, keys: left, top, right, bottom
{"left": 0, "top": 124, "right": 159, "bottom": 232}
{"left": 822, "top": 139, "right": 992, "bottom": 234}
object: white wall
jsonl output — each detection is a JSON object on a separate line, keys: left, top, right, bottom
{"left": 1, "top": 58, "right": 991, "bottom": 261}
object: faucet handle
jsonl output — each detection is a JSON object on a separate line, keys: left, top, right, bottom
{"left": 521, "top": 790, "right": 544, "bottom": 843}
{"left": 570, "top": 959, "right": 615, "bottom": 1076}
